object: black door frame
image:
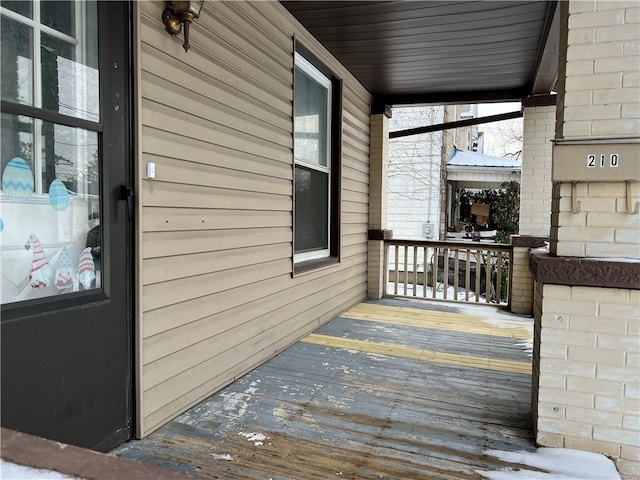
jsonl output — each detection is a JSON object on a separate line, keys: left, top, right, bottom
{"left": 1, "top": 1, "right": 134, "bottom": 452}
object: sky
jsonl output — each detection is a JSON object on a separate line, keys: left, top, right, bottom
{"left": 477, "top": 102, "right": 524, "bottom": 160}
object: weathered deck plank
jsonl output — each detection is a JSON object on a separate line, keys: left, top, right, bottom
{"left": 112, "top": 299, "right": 535, "bottom": 479}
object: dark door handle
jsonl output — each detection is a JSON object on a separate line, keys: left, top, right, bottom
{"left": 119, "top": 185, "right": 134, "bottom": 222}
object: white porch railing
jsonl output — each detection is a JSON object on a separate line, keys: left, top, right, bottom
{"left": 384, "top": 239, "right": 513, "bottom": 307}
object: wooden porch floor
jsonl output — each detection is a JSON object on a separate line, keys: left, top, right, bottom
{"left": 112, "top": 298, "right": 535, "bottom": 479}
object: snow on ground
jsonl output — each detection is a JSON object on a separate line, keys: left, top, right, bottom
{"left": 0, "top": 460, "right": 82, "bottom": 479}
{"left": 478, "top": 448, "right": 621, "bottom": 480}
{"left": 388, "top": 282, "right": 481, "bottom": 302}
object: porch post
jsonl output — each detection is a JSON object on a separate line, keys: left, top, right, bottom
{"left": 510, "top": 97, "right": 555, "bottom": 315}
{"left": 368, "top": 105, "right": 392, "bottom": 300}
{"left": 532, "top": 1, "right": 640, "bottom": 477}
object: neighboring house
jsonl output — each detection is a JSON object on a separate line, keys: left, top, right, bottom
{"left": 446, "top": 147, "right": 522, "bottom": 226}
{"left": 1, "top": 1, "right": 638, "bottom": 477}
{"left": 388, "top": 105, "right": 479, "bottom": 241}
{"left": 388, "top": 106, "right": 445, "bottom": 240}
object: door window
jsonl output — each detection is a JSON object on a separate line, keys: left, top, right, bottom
{"left": 1, "top": 1, "right": 101, "bottom": 304}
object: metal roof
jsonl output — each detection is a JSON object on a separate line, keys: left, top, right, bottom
{"left": 282, "top": 1, "right": 559, "bottom": 106}
{"left": 447, "top": 147, "right": 522, "bottom": 169}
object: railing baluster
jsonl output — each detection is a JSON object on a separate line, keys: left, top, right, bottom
{"left": 412, "top": 246, "right": 418, "bottom": 297}
{"left": 443, "top": 247, "right": 449, "bottom": 300}
{"left": 507, "top": 250, "right": 513, "bottom": 309}
{"left": 496, "top": 251, "right": 503, "bottom": 305}
{"left": 475, "top": 249, "right": 481, "bottom": 303}
{"left": 423, "top": 246, "right": 428, "bottom": 298}
{"left": 453, "top": 248, "right": 459, "bottom": 300}
{"left": 485, "top": 251, "right": 492, "bottom": 304}
{"left": 403, "top": 245, "right": 409, "bottom": 296}
{"left": 465, "top": 249, "right": 471, "bottom": 302}
{"left": 432, "top": 246, "right": 438, "bottom": 299}
{"left": 394, "top": 244, "right": 399, "bottom": 296}
{"left": 383, "top": 242, "right": 390, "bottom": 297}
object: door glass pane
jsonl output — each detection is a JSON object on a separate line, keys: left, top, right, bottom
{"left": 294, "top": 165, "right": 328, "bottom": 253}
{"left": 1, "top": 116, "right": 101, "bottom": 305}
{"left": 41, "top": 30, "right": 99, "bottom": 122}
{"left": 0, "top": 15, "right": 33, "bottom": 105}
{"left": 41, "top": 0, "right": 74, "bottom": 36}
{"left": 1, "top": 0, "right": 33, "bottom": 19}
{"left": 1, "top": 113, "right": 34, "bottom": 179}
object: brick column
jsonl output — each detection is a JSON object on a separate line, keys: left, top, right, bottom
{"left": 510, "top": 236, "right": 548, "bottom": 315}
{"left": 520, "top": 101, "right": 555, "bottom": 237}
{"left": 368, "top": 108, "right": 391, "bottom": 299}
{"left": 533, "top": 2, "right": 640, "bottom": 477}
{"left": 510, "top": 98, "right": 554, "bottom": 315}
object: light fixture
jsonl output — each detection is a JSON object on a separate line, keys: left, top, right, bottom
{"left": 162, "top": 0, "right": 205, "bottom": 52}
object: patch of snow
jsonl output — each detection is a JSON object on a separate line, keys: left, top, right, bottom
{"left": 388, "top": 282, "right": 480, "bottom": 301}
{"left": 480, "top": 314, "right": 533, "bottom": 334}
{"left": 0, "top": 460, "right": 82, "bottom": 479}
{"left": 219, "top": 391, "right": 251, "bottom": 423}
{"left": 211, "top": 453, "right": 233, "bottom": 461}
{"left": 517, "top": 338, "right": 533, "bottom": 357}
{"left": 364, "top": 353, "right": 387, "bottom": 362}
{"left": 272, "top": 406, "right": 288, "bottom": 421}
{"left": 478, "top": 448, "right": 621, "bottom": 480}
{"left": 239, "top": 432, "right": 268, "bottom": 446}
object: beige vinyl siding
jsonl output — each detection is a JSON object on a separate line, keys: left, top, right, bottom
{"left": 136, "top": 1, "right": 371, "bottom": 436}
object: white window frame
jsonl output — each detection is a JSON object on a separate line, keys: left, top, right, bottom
{"left": 293, "top": 52, "right": 333, "bottom": 264}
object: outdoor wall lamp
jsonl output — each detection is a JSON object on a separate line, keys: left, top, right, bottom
{"left": 162, "top": 0, "right": 204, "bottom": 52}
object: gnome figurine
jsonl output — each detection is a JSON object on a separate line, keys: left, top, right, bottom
{"left": 77, "top": 247, "right": 96, "bottom": 289}
{"left": 54, "top": 247, "right": 75, "bottom": 289}
{"left": 24, "top": 234, "right": 52, "bottom": 288}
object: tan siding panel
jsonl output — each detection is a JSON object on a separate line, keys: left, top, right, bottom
{"left": 343, "top": 177, "right": 369, "bottom": 195}
{"left": 137, "top": 0, "right": 371, "bottom": 437}
{"left": 141, "top": 182, "right": 290, "bottom": 212}
{"left": 140, "top": 44, "right": 291, "bottom": 132}
{"left": 142, "top": 208, "right": 291, "bottom": 233}
{"left": 142, "top": 243, "right": 290, "bottom": 286}
{"left": 139, "top": 17, "right": 291, "bottom": 116}
{"left": 141, "top": 155, "right": 290, "bottom": 195}
{"left": 142, "top": 127, "right": 292, "bottom": 178}
{"left": 142, "top": 100, "right": 291, "bottom": 164}
{"left": 142, "top": 75, "right": 291, "bottom": 149}
{"left": 142, "top": 259, "right": 292, "bottom": 312}
{"left": 143, "top": 228, "right": 291, "bottom": 259}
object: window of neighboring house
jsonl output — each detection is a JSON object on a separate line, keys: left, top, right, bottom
{"left": 293, "top": 50, "right": 341, "bottom": 271}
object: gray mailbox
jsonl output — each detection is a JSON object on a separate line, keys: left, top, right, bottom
{"left": 552, "top": 138, "right": 640, "bottom": 183}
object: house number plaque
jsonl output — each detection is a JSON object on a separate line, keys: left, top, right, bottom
{"left": 552, "top": 139, "right": 639, "bottom": 183}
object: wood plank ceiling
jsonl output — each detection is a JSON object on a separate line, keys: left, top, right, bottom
{"left": 281, "top": 1, "right": 559, "bottom": 106}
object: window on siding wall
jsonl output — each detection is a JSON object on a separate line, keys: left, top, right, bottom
{"left": 293, "top": 50, "right": 340, "bottom": 270}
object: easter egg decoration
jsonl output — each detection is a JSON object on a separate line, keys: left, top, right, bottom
{"left": 2, "top": 157, "right": 34, "bottom": 201}
{"left": 48, "top": 179, "right": 70, "bottom": 211}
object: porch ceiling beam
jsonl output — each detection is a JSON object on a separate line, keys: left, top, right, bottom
{"left": 389, "top": 110, "right": 523, "bottom": 139}
{"left": 373, "top": 87, "right": 531, "bottom": 112}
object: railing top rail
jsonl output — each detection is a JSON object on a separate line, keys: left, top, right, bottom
{"left": 385, "top": 238, "right": 513, "bottom": 252}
